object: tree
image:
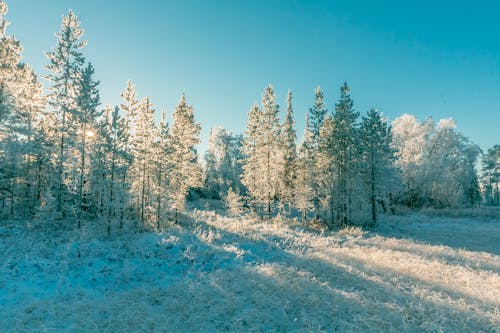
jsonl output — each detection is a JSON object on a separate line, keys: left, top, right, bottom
{"left": 359, "top": 109, "right": 397, "bottom": 225}
{"left": 308, "top": 87, "right": 328, "bottom": 217}
{"left": 45, "top": 9, "right": 87, "bottom": 215}
{"left": 153, "top": 110, "right": 172, "bottom": 229}
{"left": 295, "top": 112, "right": 314, "bottom": 223}
{"left": 169, "top": 94, "right": 202, "bottom": 222}
{"left": 482, "top": 145, "right": 500, "bottom": 206}
{"left": 331, "top": 82, "right": 359, "bottom": 226}
{"left": 316, "top": 114, "right": 336, "bottom": 223}
{"left": 204, "top": 126, "right": 244, "bottom": 199}
{"left": 279, "top": 90, "right": 297, "bottom": 215}
{"left": 258, "top": 85, "right": 282, "bottom": 219}
{"left": 94, "top": 105, "right": 131, "bottom": 234}
{"left": 241, "top": 103, "right": 263, "bottom": 214}
{"left": 0, "top": 1, "right": 48, "bottom": 217}
{"left": 129, "top": 97, "right": 157, "bottom": 228}
{"left": 225, "top": 187, "right": 244, "bottom": 217}
{"left": 75, "top": 62, "right": 100, "bottom": 227}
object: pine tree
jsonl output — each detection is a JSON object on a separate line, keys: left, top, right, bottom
{"left": 295, "top": 112, "right": 314, "bottom": 223}
{"left": 95, "top": 105, "right": 131, "bottom": 234}
{"left": 316, "top": 114, "right": 336, "bottom": 223}
{"left": 75, "top": 62, "right": 100, "bottom": 227}
{"left": 153, "top": 110, "right": 172, "bottom": 229}
{"left": 359, "top": 109, "right": 397, "bottom": 225}
{"left": 45, "top": 9, "right": 87, "bottom": 215}
{"left": 481, "top": 145, "right": 500, "bottom": 206}
{"left": 331, "top": 82, "right": 359, "bottom": 226}
{"left": 169, "top": 94, "right": 202, "bottom": 222}
{"left": 241, "top": 103, "right": 263, "bottom": 214}
{"left": 129, "top": 97, "right": 157, "bottom": 228}
{"left": 0, "top": 2, "right": 48, "bottom": 217}
{"left": 308, "top": 87, "right": 328, "bottom": 217}
{"left": 259, "top": 85, "right": 282, "bottom": 219}
{"left": 280, "top": 90, "right": 297, "bottom": 216}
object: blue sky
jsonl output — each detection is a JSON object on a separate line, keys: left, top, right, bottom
{"left": 6, "top": 0, "right": 500, "bottom": 152}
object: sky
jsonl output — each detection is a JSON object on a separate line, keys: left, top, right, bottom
{"left": 5, "top": 0, "right": 500, "bottom": 152}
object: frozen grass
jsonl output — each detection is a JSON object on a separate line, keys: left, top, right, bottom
{"left": 0, "top": 207, "right": 499, "bottom": 332}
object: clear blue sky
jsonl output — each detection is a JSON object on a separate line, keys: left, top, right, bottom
{"left": 6, "top": 0, "right": 500, "bottom": 152}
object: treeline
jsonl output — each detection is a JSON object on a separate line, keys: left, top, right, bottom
{"left": 0, "top": 5, "right": 200, "bottom": 232}
{"left": 0, "top": 2, "right": 498, "bottom": 231}
{"left": 205, "top": 85, "right": 489, "bottom": 226}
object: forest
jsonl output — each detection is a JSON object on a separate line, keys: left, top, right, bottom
{"left": 1, "top": 4, "right": 498, "bottom": 231}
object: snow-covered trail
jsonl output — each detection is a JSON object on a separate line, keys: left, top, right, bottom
{"left": 0, "top": 211, "right": 499, "bottom": 332}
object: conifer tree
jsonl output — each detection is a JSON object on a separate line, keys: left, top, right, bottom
{"left": 75, "top": 62, "right": 100, "bottom": 227}
{"left": 259, "top": 85, "right": 282, "bottom": 218}
{"left": 295, "top": 112, "right": 314, "bottom": 223}
{"left": 153, "top": 110, "right": 172, "bottom": 229}
{"left": 129, "top": 97, "right": 157, "bottom": 228}
{"left": 316, "top": 114, "right": 336, "bottom": 223}
{"left": 331, "top": 82, "right": 359, "bottom": 225}
{"left": 308, "top": 87, "right": 328, "bottom": 217}
{"left": 241, "top": 103, "right": 263, "bottom": 213}
{"left": 359, "top": 109, "right": 397, "bottom": 225}
{"left": 45, "top": 10, "right": 86, "bottom": 215}
{"left": 169, "top": 94, "right": 202, "bottom": 222}
{"left": 481, "top": 145, "right": 500, "bottom": 206}
{"left": 280, "top": 90, "right": 297, "bottom": 215}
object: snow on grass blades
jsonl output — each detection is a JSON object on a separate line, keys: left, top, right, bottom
{"left": 0, "top": 211, "right": 499, "bottom": 332}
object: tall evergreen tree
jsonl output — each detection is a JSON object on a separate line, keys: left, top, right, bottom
{"left": 481, "top": 145, "right": 500, "bottom": 206}
{"left": 316, "top": 114, "right": 336, "bottom": 223}
{"left": 75, "top": 62, "right": 100, "bottom": 227}
{"left": 169, "top": 94, "right": 202, "bottom": 222}
{"left": 241, "top": 104, "right": 263, "bottom": 213}
{"left": 295, "top": 112, "right": 314, "bottom": 223}
{"left": 308, "top": 87, "right": 328, "bottom": 217}
{"left": 129, "top": 97, "right": 157, "bottom": 228}
{"left": 359, "top": 109, "right": 397, "bottom": 225}
{"left": 259, "top": 85, "right": 282, "bottom": 218}
{"left": 279, "top": 90, "right": 297, "bottom": 215}
{"left": 45, "top": 10, "right": 86, "bottom": 215}
{"left": 331, "top": 82, "right": 359, "bottom": 225}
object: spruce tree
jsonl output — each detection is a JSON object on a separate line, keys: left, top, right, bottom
{"left": 280, "top": 89, "right": 297, "bottom": 216}
{"left": 45, "top": 10, "right": 86, "bottom": 215}
{"left": 241, "top": 103, "right": 263, "bottom": 214}
{"left": 129, "top": 97, "right": 157, "bottom": 228}
{"left": 75, "top": 62, "right": 100, "bottom": 227}
{"left": 308, "top": 87, "right": 328, "bottom": 218}
{"left": 331, "top": 82, "right": 359, "bottom": 225}
{"left": 295, "top": 112, "right": 314, "bottom": 223}
{"left": 259, "top": 85, "right": 282, "bottom": 219}
{"left": 359, "top": 109, "right": 397, "bottom": 225}
{"left": 169, "top": 94, "right": 202, "bottom": 222}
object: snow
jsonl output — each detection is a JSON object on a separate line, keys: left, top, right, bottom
{"left": 1, "top": 208, "right": 499, "bottom": 332}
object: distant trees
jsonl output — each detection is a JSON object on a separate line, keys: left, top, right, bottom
{"left": 392, "top": 116, "right": 481, "bottom": 208}
{"left": 204, "top": 126, "right": 244, "bottom": 199}
{"left": 481, "top": 145, "right": 500, "bottom": 206}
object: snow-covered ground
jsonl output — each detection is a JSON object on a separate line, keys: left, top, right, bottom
{"left": 1, "top": 208, "right": 499, "bottom": 332}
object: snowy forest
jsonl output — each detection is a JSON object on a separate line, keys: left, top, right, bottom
{"left": 1, "top": 4, "right": 498, "bottom": 229}
{"left": 1, "top": 2, "right": 499, "bottom": 332}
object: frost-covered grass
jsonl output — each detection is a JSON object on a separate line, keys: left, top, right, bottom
{"left": 0, "top": 207, "right": 499, "bottom": 332}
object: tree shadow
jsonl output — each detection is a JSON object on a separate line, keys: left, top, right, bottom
{"left": 371, "top": 215, "right": 500, "bottom": 255}
{"left": 180, "top": 216, "right": 499, "bottom": 332}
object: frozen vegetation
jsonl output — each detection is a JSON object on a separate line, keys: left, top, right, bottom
{"left": 1, "top": 204, "right": 499, "bottom": 332}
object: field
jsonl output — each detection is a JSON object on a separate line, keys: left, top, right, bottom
{"left": 1, "top": 207, "right": 499, "bottom": 332}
